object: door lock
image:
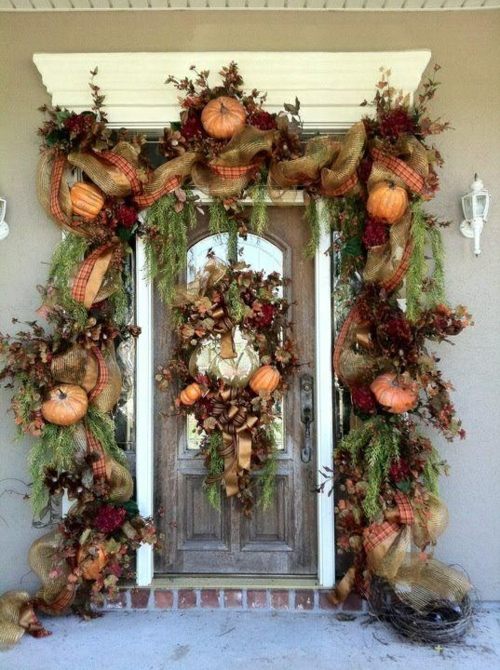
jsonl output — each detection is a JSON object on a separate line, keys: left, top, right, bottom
{"left": 300, "top": 374, "right": 314, "bottom": 463}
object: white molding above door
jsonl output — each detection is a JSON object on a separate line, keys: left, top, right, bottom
{"left": 33, "top": 50, "right": 431, "bottom": 131}
{"left": 34, "top": 50, "right": 431, "bottom": 588}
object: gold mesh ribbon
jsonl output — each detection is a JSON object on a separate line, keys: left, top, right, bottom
{"left": 51, "top": 344, "right": 99, "bottom": 393}
{"left": 320, "top": 122, "right": 366, "bottom": 196}
{"left": 70, "top": 243, "right": 118, "bottom": 309}
{"left": 269, "top": 136, "right": 339, "bottom": 192}
{"left": 28, "top": 530, "right": 77, "bottom": 616}
{"left": 211, "top": 388, "right": 258, "bottom": 497}
{"left": 363, "top": 209, "right": 413, "bottom": 291}
{"left": 89, "top": 343, "right": 122, "bottom": 413}
{"left": 0, "top": 591, "right": 50, "bottom": 648}
{"left": 134, "top": 152, "right": 199, "bottom": 209}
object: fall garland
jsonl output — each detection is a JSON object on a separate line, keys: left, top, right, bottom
{"left": 0, "top": 62, "right": 472, "bottom": 645}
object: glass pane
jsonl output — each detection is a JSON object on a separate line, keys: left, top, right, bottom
{"left": 186, "top": 233, "right": 285, "bottom": 452}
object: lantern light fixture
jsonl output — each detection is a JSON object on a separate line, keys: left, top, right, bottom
{"left": 0, "top": 198, "right": 9, "bottom": 241}
{"left": 460, "top": 174, "right": 490, "bottom": 256}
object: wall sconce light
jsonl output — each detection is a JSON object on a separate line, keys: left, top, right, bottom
{"left": 0, "top": 198, "right": 9, "bottom": 241}
{"left": 460, "top": 174, "right": 490, "bottom": 256}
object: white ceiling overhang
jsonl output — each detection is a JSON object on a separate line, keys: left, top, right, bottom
{"left": 3, "top": 1, "right": 499, "bottom": 11}
{"left": 34, "top": 50, "right": 431, "bottom": 130}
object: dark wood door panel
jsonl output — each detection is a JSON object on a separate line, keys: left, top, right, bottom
{"left": 154, "top": 206, "right": 317, "bottom": 576}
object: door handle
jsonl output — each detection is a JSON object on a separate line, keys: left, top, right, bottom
{"left": 300, "top": 374, "right": 314, "bottom": 463}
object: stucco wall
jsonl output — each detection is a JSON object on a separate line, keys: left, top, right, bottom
{"left": 1, "top": 10, "right": 499, "bottom": 598}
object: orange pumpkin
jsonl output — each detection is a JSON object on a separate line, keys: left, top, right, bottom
{"left": 179, "top": 382, "right": 202, "bottom": 406}
{"left": 70, "top": 182, "right": 105, "bottom": 221}
{"left": 370, "top": 372, "right": 418, "bottom": 414}
{"left": 367, "top": 181, "right": 408, "bottom": 224}
{"left": 201, "top": 96, "right": 247, "bottom": 139}
{"left": 77, "top": 544, "right": 108, "bottom": 581}
{"left": 41, "top": 384, "right": 88, "bottom": 426}
{"left": 249, "top": 365, "right": 281, "bottom": 395}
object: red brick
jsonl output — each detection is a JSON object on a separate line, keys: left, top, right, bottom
{"left": 223, "top": 590, "right": 243, "bottom": 608}
{"left": 130, "top": 588, "right": 150, "bottom": 609}
{"left": 271, "top": 590, "right": 289, "bottom": 609}
{"left": 295, "top": 590, "right": 315, "bottom": 611}
{"left": 154, "top": 590, "right": 174, "bottom": 609}
{"left": 201, "top": 590, "right": 220, "bottom": 608}
{"left": 247, "top": 590, "right": 267, "bottom": 609}
{"left": 178, "top": 589, "right": 197, "bottom": 609}
{"left": 342, "top": 593, "right": 363, "bottom": 611}
{"left": 106, "top": 591, "right": 127, "bottom": 609}
{"left": 318, "top": 590, "right": 338, "bottom": 610}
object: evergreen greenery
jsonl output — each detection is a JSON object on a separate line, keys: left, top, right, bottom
{"left": 48, "top": 233, "right": 90, "bottom": 327}
{"left": 406, "top": 199, "right": 428, "bottom": 322}
{"left": 227, "top": 280, "right": 245, "bottom": 322}
{"left": 204, "top": 431, "right": 224, "bottom": 511}
{"left": 249, "top": 182, "right": 268, "bottom": 235}
{"left": 429, "top": 226, "right": 446, "bottom": 306}
{"left": 259, "top": 426, "right": 278, "bottom": 510}
{"left": 208, "top": 200, "right": 239, "bottom": 262}
{"left": 85, "top": 406, "right": 128, "bottom": 467}
{"left": 143, "top": 193, "right": 196, "bottom": 304}
{"left": 422, "top": 446, "right": 443, "bottom": 495}
{"left": 305, "top": 198, "right": 321, "bottom": 258}
{"left": 29, "top": 423, "right": 77, "bottom": 517}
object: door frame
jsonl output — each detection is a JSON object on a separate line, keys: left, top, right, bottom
{"left": 135, "top": 195, "right": 335, "bottom": 587}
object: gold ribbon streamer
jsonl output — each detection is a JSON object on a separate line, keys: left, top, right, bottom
{"left": 0, "top": 591, "right": 50, "bottom": 648}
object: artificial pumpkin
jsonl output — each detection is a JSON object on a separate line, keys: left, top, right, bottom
{"left": 370, "top": 372, "right": 418, "bottom": 414}
{"left": 367, "top": 181, "right": 408, "bottom": 224}
{"left": 249, "top": 365, "right": 281, "bottom": 395}
{"left": 201, "top": 96, "right": 246, "bottom": 139}
{"left": 70, "top": 182, "right": 105, "bottom": 221}
{"left": 77, "top": 543, "right": 108, "bottom": 581}
{"left": 179, "top": 383, "right": 202, "bottom": 406}
{"left": 41, "top": 384, "right": 88, "bottom": 426}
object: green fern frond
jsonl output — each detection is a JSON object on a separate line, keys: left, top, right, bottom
{"left": 204, "top": 431, "right": 224, "bottom": 511}
{"left": 406, "top": 199, "right": 428, "bottom": 322}
{"left": 250, "top": 182, "right": 268, "bottom": 236}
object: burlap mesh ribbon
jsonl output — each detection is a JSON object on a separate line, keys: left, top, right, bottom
{"left": 70, "top": 243, "right": 118, "bottom": 309}
{"left": 0, "top": 591, "right": 50, "bottom": 648}
{"left": 269, "top": 136, "right": 339, "bottom": 192}
{"left": 210, "top": 388, "right": 258, "bottom": 497}
{"left": 89, "top": 343, "right": 122, "bottom": 413}
{"left": 51, "top": 344, "right": 99, "bottom": 393}
{"left": 363, "top": 209, "right": 413, "bottom": 291}
{"left": 369, "top": 136, "right": 429, "bottom": 196}
{"left": 320, "top": 122, "right": 366, "bottom": 196}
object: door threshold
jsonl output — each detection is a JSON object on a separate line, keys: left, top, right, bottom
{"left": 152, "top": 575, "right": 319, "bottom": 589}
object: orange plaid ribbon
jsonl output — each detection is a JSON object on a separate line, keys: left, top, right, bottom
{"left": 134, "top": 176, "right": 181, "bottom": 209}
{"left": 49, "top": 152, "right": 68, "bottom": 224}
{"left": 85, "top": 427, "right": 107, "bottom": 481}
{"left": 210, "top": 164, "right": 258, "bottom": 179}
{"left": 70, "top": 243, "right": 113, "bottom": 306}
{"left": 328, "top": 172, "right": 359, "bottom": 197}
{"left": 87, "top": 346, "right": 109, "bottom": 403}
{"left": 380, "top": 239, "right": 413, "bottom": 293}
{"left": 99, "top": 151, "right": 143, "bottom": 195}
{"left": 394, "top": 491, "right": 415, "bottom": 525}
{"left": 363, "top": 521, "right": 400, "bottom": 554}
{"left": 371, "top": 148, "right": 424, "bottom": 195}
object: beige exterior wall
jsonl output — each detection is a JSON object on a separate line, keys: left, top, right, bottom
{"left": 1, "top": 10, "right": 499, "bottom": 597}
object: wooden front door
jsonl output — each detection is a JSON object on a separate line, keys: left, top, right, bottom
{"left": 154, "top": 206, "right": 317, "bottom": 575}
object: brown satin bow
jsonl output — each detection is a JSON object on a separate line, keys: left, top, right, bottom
{"left": 211, "top": 307, "right": 236, "bottom": 359}
{"left": 211, "top": 388, "right": 258, "bottom": 497}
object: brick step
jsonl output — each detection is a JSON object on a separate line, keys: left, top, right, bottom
{"left": 105, "top": 588, "right": 365, "bottom": 612}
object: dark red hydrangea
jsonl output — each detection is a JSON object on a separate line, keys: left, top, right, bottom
{"left": 351, "top": 386, "right": 377, "bottom": 414}
{"left": 181, "top": 113, "right": 204, "bottom": 141}
{"left": 383, "top": 316, "right": 413, "bottom": 346}
{"left": 379, "top": 109, "right": 417, "bottom": 143}
{"left": 93, "top": 505, "right": 127, "bottom": 534}
{"left": 116, "top": 204, "right": 138, "bottom": 229}
{"left": 389, "top": 458, "right": 411, "bottom": 482}
{"left": 64, "top": 112, "right": 95, "bottom": 136}
{"left": 252, "top": 303, "right": 276, "bottom": 328}
{"left": 362, "top": 217, "right": 389, "bottom": 248}
{"left": 107, "top": 562, "right": 123, "bottom": 578}
{"left": 248, "top": 110, "right": 276, "bottom": 131}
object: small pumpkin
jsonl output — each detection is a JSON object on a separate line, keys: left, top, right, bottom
{"left": 201, "top": 96, "right": 247, "bottom": 139}
{"left": 370, "top": 372, "right": 418, "bottom": 414}
{"left": 367, "top": 181, "right": 408, "bottom": 224}
{"left": 41, "top": 384, "right": 88, "bottom": 426}
{"left": 77, "top": 543, "right": 108, "bottom": 581}
{"left": 249, "top": 365, "right": 281, "bottom": 395}
{"left": 70, "top": 182, "right": 105, "bottom": 221}
{"left": 179, "top": 383, "right": 202, "bottom": 406}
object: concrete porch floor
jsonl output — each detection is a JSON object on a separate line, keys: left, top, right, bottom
{"left": 2, "top": 606, "right": 499, "bottom": 670}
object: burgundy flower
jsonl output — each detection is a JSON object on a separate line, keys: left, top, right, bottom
{"left": 181, "top": 112, "right": 204, "bottom": 141}
{"left": 389, "top": 458, "right": 411, "bottom": 482}
{"left": 379, "top": 109, "right": 416, "bottom": 142}
{"left": 93, "top": 505, "right": 127, "bottom": 534}
{"left": 107, "top": 562, "right": 123, "bottom": 578}
{"left": 362, "top": 217, "right": 389, "bottom": 248}
{"left": 357, "top": 157, "right": 373, "bottom": 184}
{"left": 248, "top": 110, "right": 276, "bottom": 131}
{"left": 64, "top": 112, "right": 95, "bottom": 137}
{"left": 383, "top": 316, "right": 413, "bottom": 346}
{"left": 116, "top": 204, "right": 138, "bottom": 229}
{"left": 351, "top": 386, "right": 377, "bottom": 414}
{"left": 252, "top": 303, "right": 276, "bottom": 328}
